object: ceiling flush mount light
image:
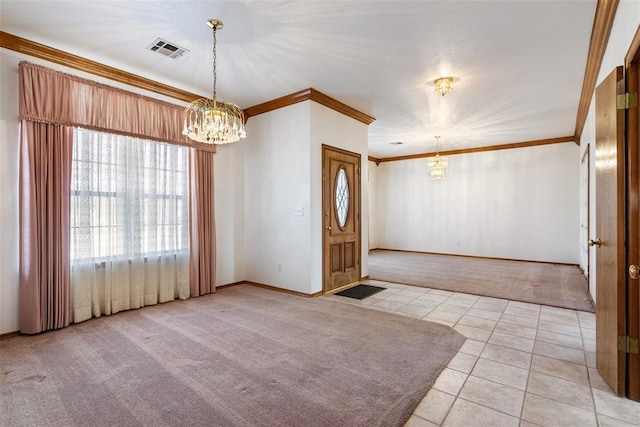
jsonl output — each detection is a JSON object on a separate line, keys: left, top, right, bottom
{"left": 428, "top": 136, "right": 448, "bottom": 180}
{"left": 183, "top": 19, "right": 246, "bottom": 144}
{"left": 434, "top": 77, "right": 454, "bottom": 96}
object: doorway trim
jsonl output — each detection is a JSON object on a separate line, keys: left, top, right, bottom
{"left": 580, "top": 144, "right": 590, "bottom": 281}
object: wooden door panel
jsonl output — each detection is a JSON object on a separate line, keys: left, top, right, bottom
{"left": 595, "top": 66, "right": 626, "bottom": 395}
{"left": 344, "top": 241, "right": 356, "bottom": 270}
{"left": 323, "top": 145, "right": 361, "bottom": 293}
{"left": 330, "top": 243, "right": 343, "bottom": 274}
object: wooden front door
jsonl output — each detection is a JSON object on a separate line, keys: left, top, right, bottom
{"left": 322, "top": 145, "right": 361, "bottom": 293}
{"left": 595, "top": 66, "right": 626, "bottom": 395}
{"left": 625, "top": 41, "right": 640, "bottom": 401}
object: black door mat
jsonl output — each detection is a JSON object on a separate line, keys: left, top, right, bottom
{"left": 335, "top": 284, "right": 386, "bottom": 300}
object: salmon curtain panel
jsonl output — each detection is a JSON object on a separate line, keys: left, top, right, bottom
{"left": 18, "top": 62, "right": 217, "bottom": 333}
{"left": 18, "top": 121, "right": 73, "bottom": 334}
{"left": 189, "top": 149, "right": 217, "bottom": 297}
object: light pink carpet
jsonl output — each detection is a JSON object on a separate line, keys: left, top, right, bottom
{"left": 368, "top": 250, "right": 593, "bottom": 312}
{"left": 1, "top": 284, "right": 464, "bottom": 426}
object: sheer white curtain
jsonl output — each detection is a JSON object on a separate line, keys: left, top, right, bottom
{"left": 70, "top": 128, "right": 190, "bottom": 323}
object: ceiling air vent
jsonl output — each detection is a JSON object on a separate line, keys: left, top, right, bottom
{"left": 146, "top": 38, "right": 189, "bottom": 59}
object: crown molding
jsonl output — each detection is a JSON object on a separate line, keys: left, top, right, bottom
{"left": 368, "top": 155, "right": 381, "bottom": 165}
{"left": 0, "top": 31, "right": 582, "bottom": 149}
{"left": 0, "top": 31, "right": 202, "bottom": 104}
{"left": 244, "top": 88, "right": 375, "bottom": 125}
{"left": 374, "top": 135, "right": 575, "bottom": 163}
{"left": 1, "top": 32, "right": 375, "bottom": 127}
{"left": 243, "top": 88, "right": 311, "bottom": 119}
{"left": 574, "top": 0, "right": 619, "bottom": 142}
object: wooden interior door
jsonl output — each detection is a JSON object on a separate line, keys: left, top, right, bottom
{"left": 595, "top": 66, "right": 626, "bottom": 395}
{"left": 625, "top": 40, "right": 640, "bottom": 402}
{"left": 322, "top": 145, "right": 361, "bottom": 293}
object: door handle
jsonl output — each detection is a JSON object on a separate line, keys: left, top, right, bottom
{"left": 630, "top": 264, "right": 640, "bottom": 280}
{"left": 326, "top": 226, "right": 331, "bottom": 231}
{"left": 588, "top": 238, "right": 602, "bottom": 248}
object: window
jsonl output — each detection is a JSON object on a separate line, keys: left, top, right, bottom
{"left": 70, "top": 128, "right": 189, "bottom": 262}
{"left": 335, "top": 167, "right": 349, "bottom": 228}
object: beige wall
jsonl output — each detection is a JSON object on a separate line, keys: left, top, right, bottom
{"left": 243, "top": 102, "right": 313, "bottom": 293}
{"left": 0, "top": 50, "right": 21, "bottom": 334}
{"left": 369, "top": 142, "right": 580, "bottom": 263}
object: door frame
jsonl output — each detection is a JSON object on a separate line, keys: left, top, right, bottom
{"left": 322, "top": 144, "right": 362, "bottom": 294}
{"left": 580, "top": 144, "right": 590, "bottom": 280}
{"left": 624, "top": 27, "right": 640, "bottom": 401}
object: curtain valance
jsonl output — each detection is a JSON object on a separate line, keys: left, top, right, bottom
{"left": 18, "top": 61, "right": 215, "bottom": 152}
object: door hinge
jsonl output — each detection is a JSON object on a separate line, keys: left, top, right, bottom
{"left": 617, "top": 92, "right": 638, "bottom": 109}
{"left": 618, "top": 336, "right": 639, "bottom": 354}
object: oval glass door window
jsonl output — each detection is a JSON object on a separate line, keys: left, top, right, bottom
{"left": 335, "top": 167, "right": 349, "bottom": 228}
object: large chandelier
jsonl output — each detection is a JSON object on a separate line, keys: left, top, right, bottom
{"left": 434, "top": 77, "right": 454, "bottom": 96}
{"left": 428, "top": 136, "right": 448, "bottom": 180}
{"left": 183, "top": 19, "right": 246, "bottom": 144}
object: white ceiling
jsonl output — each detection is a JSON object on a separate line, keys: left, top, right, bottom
{"left": 1, "top": 0, "right": 596, "bottom": 157}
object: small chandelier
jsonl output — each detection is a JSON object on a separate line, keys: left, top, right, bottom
{"left": 183, "top": 19, "right": 246, "bottom": 144}
{"left": 428, "top": 136, "right": 448, "bottom": 180}
{"left": 434, "top": 77, "right": 454, "bottom": 96}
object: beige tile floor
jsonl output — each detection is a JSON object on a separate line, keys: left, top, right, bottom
{"left": 327, "top": 280, "right": 640, "bottom": 427}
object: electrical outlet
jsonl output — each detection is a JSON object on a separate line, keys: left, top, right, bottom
{"left": 293, "top": 208, "right": 304, "bottom": 216}
{"left": 277, "top": 263, "right": 282, "bottom": 272}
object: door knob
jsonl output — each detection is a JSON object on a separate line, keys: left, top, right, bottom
{"left": 588, "top": 238, "right": 602, "bottom": 248}
{"left": 326, "top": 226, "right": 331, "bottom": 231}
{"left": 630, "top": 264, "right": 640, "bottom": 280}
